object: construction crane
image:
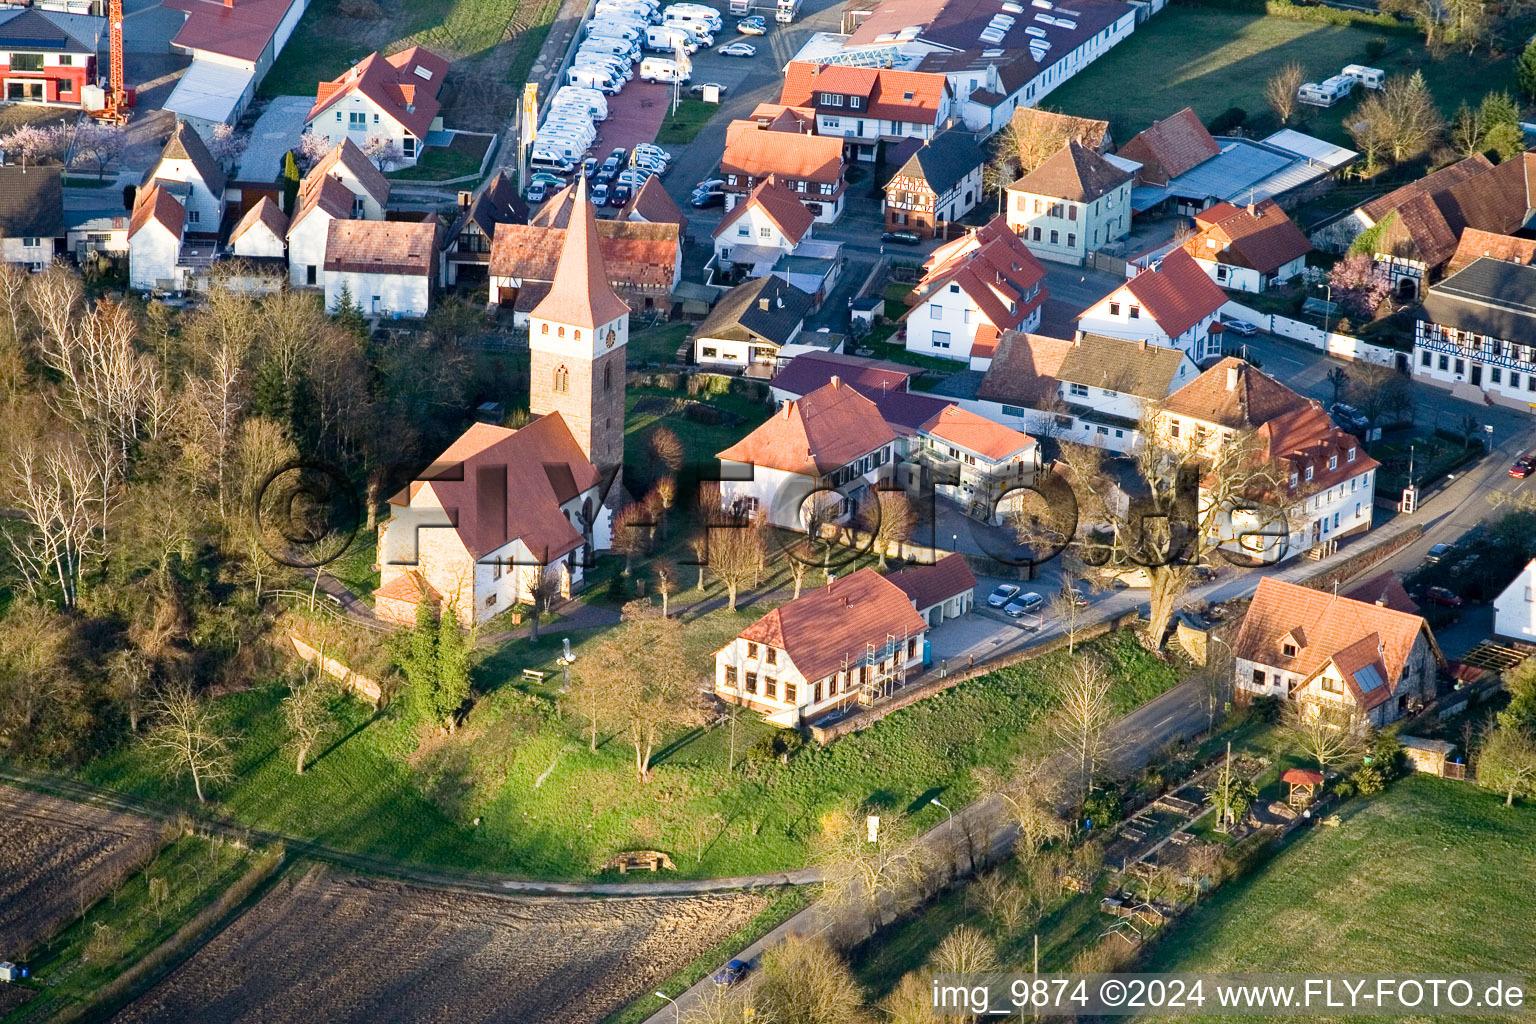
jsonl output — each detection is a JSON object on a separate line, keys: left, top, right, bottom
{"left": 88, "top": 0, "right": 129, "bottom": 125}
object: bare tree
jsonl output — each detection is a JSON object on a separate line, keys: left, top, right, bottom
{"left": 1349, "top": 361, "right": 1413, "bottom": 437}
{"left": 652, "top": 560, "right": 676, "bottom": 618}
{"left": 610, "top": 503, "right": 651, "bottom": 575}
{"left": 283, "top": 674, "right": 330, "bottom": 775}
{"left": 787, "top": 555, "right": 808, "bottom": 599}
{"left": 5, "top": 431, "right": 99, "bottom": 608}
{"left": 1348, "top": 72, "right": 1445, "bottom": 167}
{"left": 815, "top": 805, "right": 930, "bottom": 934}
{"left": 1053, "top": 656, "right": 1114, "bottom": 801}
{"left": 931, "top": 924, "right": 999, "bottom": 975}
{"left": 1008, "top": 481, "right": 1075, "bottom": 582}
{"left": 972, "top": 753, "right": 1068, "bottom": 856}
{"left": 1049, "top": 584, "right": 1088, "bottom": 655}
{"left": 882, "top": 971, "right": 944, "bottom": 1024}
{"left": 651, "top": 475, "right": 677, "bottom": 538}
{"left": 650, "top": 426, "right": 684, "bottom": 472}
{"left": 708, "top": 524, "right": 764, "bottom": 611}
{"left": 568, "top": 613, "right": 692, "bottom": 778}
{"left": 523, "top": 564, "right": 562, "bottom": 639}
{"left": 144, "top": 682, "right": 234, "bottom": 803}
{"left": 1286, "top": 701, "right": 1367, "bottom": 772}
{"left": 70, "top": 122, "right": 128, "bottom": 180}
{"left": 754, "top": 935, "right": 874, "bottom": 1024}
{"left": 863, "top": 489, "right": 916, "bottom": 569}
{"left": 1265, "top": 61, "right": 1307, "bottom": 126}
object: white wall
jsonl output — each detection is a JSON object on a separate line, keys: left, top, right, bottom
{"left": 1495, "top": 568, "right": 1536, "bottom": 641}
{"left": 128, "top": 224, "right": 180, "bottom": 292}
{"left": 287, "top": 209, "right": 332, "bottom": 287}
{"left": 715, "top": 202, "right": 799, "bottom": 263}
{"left": 233, "top": 224, "right": 286, "bottom": 259}
{"left": 324, "top": 268, "right": 430, "bottom": 317}
{"left": 1220, "top": 298, "right": 1400, "bottom": 367}
{"left": 307, "top": 91, "right": 422, "bottom": 168}
{"left": 149, "top": 157, "right": 222, "bottom": 230}
{"left": 0, "top": 236, "right": 54, "bottom": 267}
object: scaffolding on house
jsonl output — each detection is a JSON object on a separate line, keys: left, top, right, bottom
{"left": 858, "top": 629, "right": 910, "bottom": 707}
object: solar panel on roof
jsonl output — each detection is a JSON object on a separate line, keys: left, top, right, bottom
{"left": 1353, "top": 663, "right": 1385, "bottom": 693}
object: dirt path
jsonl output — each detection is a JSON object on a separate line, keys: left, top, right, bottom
{"left": 111, "top": 866, "right": 769, "bottom": 1024}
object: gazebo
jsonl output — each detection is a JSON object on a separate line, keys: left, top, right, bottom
{"left": 1282, "top": 768, "right": 1324, "bottom": 806}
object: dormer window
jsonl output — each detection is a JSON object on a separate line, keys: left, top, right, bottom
{"left": 1305, "top": 466, "right": 1314, "bottom": 482}
{"left": 1282, "top": 641, "right": 1297, "bottom": 658}
{"left": 849, "top": 96, "right": 861, "bottom": 109}
{"left": 1289, "top": 471, "right": 1298, "bottom": 488}
{"left": 820, "top": 92, "right": 843, "bottom": 106}
{"left": 1348, "top": 447, "right": 1357, "bottom": 462}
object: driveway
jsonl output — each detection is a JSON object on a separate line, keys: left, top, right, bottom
{"left": 239, "top": 95, "right": 312, "bottom": 182}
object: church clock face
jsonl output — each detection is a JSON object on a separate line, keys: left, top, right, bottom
{"left": 605, "top": 328, "right": 616, "bottom": 349}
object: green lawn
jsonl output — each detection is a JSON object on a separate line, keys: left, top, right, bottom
{"left": 1138, "top": 775, "right": 1536, "bottom": 1012}
{"left": 627, "top": 323, "right": 692, "bottom": 368}
{"left": 385, "top": 136, "right": 489, "bottom": 182}
{"left": 75, "top": 631, "right": 1177, "bottom": 880}
{"left": 1046, "top": 6, "right": 1514, "bottom": 147}
{"left": 656, "top": 99, "right": 719, "bottom": 146}
{"left": 2, "top": 835, "right": 255, "bottom": 1023}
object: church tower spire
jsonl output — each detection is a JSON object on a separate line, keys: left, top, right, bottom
{"left": 527, "top": 175, "right": 629, "bottom": 472}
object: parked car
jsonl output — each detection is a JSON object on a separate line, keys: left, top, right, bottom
{"left": 582, "top": 157, "right": 599, "bottom": 178}
{"left": 986, "top": 583, "right": 1021, "bottom": 608}
{"left": 719, "top": 40, "right": 756, "bottom": 55}
{"left": 1511, "top": 456, "right": 1536, "bottom": 478}
{"left": 1003, "top": 592, "right": 1044, "bottom": 618}
{"left": 529, "top": 172, "right": 567, "bottom": 187}
{"left": 617, "top": 168, "right": 654, "bottom": 188}
{"left": 524, "top": 181, "right": 548, "bottom": 203}
{"left": 690, "top": 190, "right": 726, "bottom": 208}
{"left": 611, "top": 183, "right": 632, "bottom": 205}
{"left": 689, "top": 81, "right": 729, "bottom": 96}
{"left": 881, "top": 230, "right": 921, "bottom": 245}
{"left": 634, "top": 143, "right": 673, "bottom": 162}
{"left": 696, "top": 177, "right": 725, "bottom": 191}
{"left": 737, "top": 14, "right": 767, "bottom": 32}
{"left": 1422, "top": 586, "right": 1463, "bottom": 608}
{"left": 1223, "top": 318, "right": 1259, "bottom": 337}
{"left": 1330, "top": 402, "right": 1369, "bottom": 433}
{"left": 1424, "top": 543, "right": 1451, "bottom": 565}
{"left": 714, "top": 959, "right": 752, "bottom": 986}
{"left": 590, "top": 182, "right": 611, "bottom": 206}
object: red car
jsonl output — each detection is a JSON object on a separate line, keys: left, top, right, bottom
{"left": 1510, "top": 456, "right": 1535, "bottom": 478}
{"left": 1423, "top": 586, "right": 1463, "bottom": 608}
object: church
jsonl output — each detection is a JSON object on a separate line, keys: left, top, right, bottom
{"left": 374, "top": 176, "right": 625, "bottom": 627}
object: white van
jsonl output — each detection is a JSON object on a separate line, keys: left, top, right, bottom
{"left": 530, "top": 150, "right": 577, "bottom": 175}
{"left": 553, "top": 88, "right": 608, "bottom": 119}
{"left": 580, "top": 37, "right": 639, "bottom": 58}
{"left": 640, "top": 57, "right": 690, "bottom": 82}
{"left": 645, "top": 23, "right": 697, "bottom": 51}
{"left": 540, "top": 118, "right": 597, "bottom": 144}
{"left": 552, "top": 97, "right": 606, "bottom": 122}
{"left": 566, "top": 65, "right": 620, "bottom": 93}
{"left": 596, "top": 1, "right": 659, "bottom": 22}
{"left": 665, "top": 3, "right": 721, "bottom": 23}
{"left": 585, "top": 20, "right": 642, "bottom": 41}
{"left": 576, "top": 53, "right": 633, "bottom": 79}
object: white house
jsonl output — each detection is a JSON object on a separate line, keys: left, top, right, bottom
{"left": 286, "top": 174, "right": 352, "bottom": 288}
{"left": 322, "top": 219, "right": 436, "bottom": 317}
{"left": 127, "top": 185, "right": 186, "bottom": 292}
{"left": 304, "top": 137, "right": 391, "bottom": 220}
{"left": 1053, "top": 333, "right": 1199, "bottom": 452}
{"left": 692, "top": 275, "right": 814, "bottom": 372}
{"left": 140, "top": 120, "right": 225, "bottom": 234}
{"left": 1414, "top": 257, "right": 1536, "bottom": 410}
{"left": 776, "top": 62, "right": 953, "bottom": 162}
{"left": 1234, "top": 577, "right": 1443, "bottom": 727}
{"left": 1076, "top": 248, "right": 1228, "bottom": 364}
{"left": 716, "top": 377, "right": 897, "bottom": 530}
{"left": 1005, "top": 141, "right": 1132, "bottom": 266}
{"left": 713, "top": 176, "right": 816, "bottom": 269}
{"left": 229, "top": 197, "right": 288, "bottom": 260}
{"left": 306, "top": 47, "right": 448, "bottom": 168}
{"left": 0, "top": 165, "right": 62, "bottom": 269}
{"left": 1181, "top": 199, "right": 1310, "bottom": 293}
{"left": 161, "top": 0, "right": 311, "bottom": 133}
{"left": 375, "top": 418, "right": 610, "bottom": 627}
{"left": 1494, "top": 559, "right": 1536, "bottom": 642}
{"left": 901, "top": 216, "right": 1047, "bottom": 367}
{"left": 913, "top": 404, "right": 1039, "bottom": 518}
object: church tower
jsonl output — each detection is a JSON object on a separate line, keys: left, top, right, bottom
{"left": 528, "top": 175, "right": 629, "bottom": 472}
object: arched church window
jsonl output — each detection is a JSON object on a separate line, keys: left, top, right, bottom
{"left": 554, "top": 365, "right": 569, "bottom": 394}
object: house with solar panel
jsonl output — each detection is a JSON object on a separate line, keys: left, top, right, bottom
{"left": 1233, "top": 577, "right": 1444, "bottom": 727}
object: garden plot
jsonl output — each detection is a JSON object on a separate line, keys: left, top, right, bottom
{"left": 111, "top": 867, "right": 770, "bottom": 1024}
{"left": 0, "top": 786, "right": 162, "bottom": 957}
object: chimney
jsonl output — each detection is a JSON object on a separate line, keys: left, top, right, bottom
{"left": 1138, "top": 339, "right": 1147, "bottom": 351}
{"left": 223, "top": 0, "right": 234, "bottom": 7}
{"left": 830, "top": 375, "right": 841, "bottom": 388}
{"left": 782, "top": 400, "right": 794, "bottom": 419}
{"left": 458, "top": 190, "right": 472, "bottom": 209}
{"left": 760, "top": 297, "right": 771, "bottom": 311}
{"left": 1226, "top": 366, "right": 1240, "bottom": 391}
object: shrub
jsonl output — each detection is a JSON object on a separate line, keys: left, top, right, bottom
{"left": 751, "top": 729, "right": 805, "bottom": 762}
{"left": 1364, "top": 37, "right": 1389, "bottom": 61}
{"left": 1250, "top": 695, "right": 1283, "bottom": 724}
{"left": 1083, "top": 787, "right": 1123, "bottom": 829}
{"left": 1350, "top": 761, "right": 1390, "bottom": 795}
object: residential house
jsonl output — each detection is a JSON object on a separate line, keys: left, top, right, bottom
{"left": 901, "top": 216, "right": 1047, "bottom": 367}
{"left": 913, "top": 403, "right": 1039, "bottom": 517}
{"left": 692, "top": 276, "right": 814, "bottom": 372}
{"left": 966, "top": 329, "right": 1075, "bottom": 437}
{"left": 721, "top": 117, "right": 846, "bottom": 223}
{"left": 777, "top": 61, "right": 952, "bottom": 160}
{"left": 1413, "top": 257, "right": 1536, "bottom": 408}
{"left": 1493, "top": 559, "right": 1536, "bottom": 642}
{"left": 1005, "top": 108, "right": 1112, "bottom": 157}
{"left": 883, "top": 128, "right": 985, "bottom": 238}
{"left": 140, "top": 120, "right": 226, "bottom": 235}
{"left": 1075, "top": 248, "right": 1228, "bottom": 363}
{"left": 322, "top": 218, "right": 436, "bottom": 317}
{"left": 228, "top": 196, "right": 287, "bottom": 260}
{"left": 619, "top": 176, "right": 688, "bottom": 233}
{"left": 1154, "top": 357, "right": 1312, "bottom": 459}
{"left": 770, "top": 352, "right": 914, "bottom": 405}
{"left": 441, "top": 170, "right": 523, "bottom": 288}
{"left": 1444, "top": 227, "right": 1536, "bottom": 278}
{"left": 127, "top": 185, "right": 185, "bottom": 292}
{"left": 1054, "top": 333, "right": 1198, "bottom": 451}
{"left": 713, "top": 567, "right": 931, "bottom": 726}
{"left": 0, "top": 165, "right": 62, "bottom": 268}
{"left": 1181, "top": 199, "right": 1310, "bottom": 292}
{"left": 716, "top": 376, "right": 897, "bottom": 529}
{"left": 66, "top": 209, "right": 130, "bottom": 260}
{"left": 887, "top": 552, "right": 977, "bottom": 627}
{"left": 1116, "top": 107, "right": 1219, "bottom": 192}
{"left": 374, "top": 418, "right": 609, "bottom": 628}
{"left": 1233, "top": 576, "right": 1443, "bottom": 727}
{"left": 306, "top": 47, "right": 448, "bottom": 168}
{"left": 286, "top": 174, "right": 353, "bottom": 288}
{"left": 1005, "top": 140, "right": 1131, "bottom": 265}
{"left": 0, "top": 8, "right": 95, "bottom": 106}
{"left": 305, "top": 138, "right": 391, "bottom": 220}
{"left": 710, "top": 176, "right": 842, "bottom": 302}
{"left": 161, "top": 0, "right": 313, "bottom": 133}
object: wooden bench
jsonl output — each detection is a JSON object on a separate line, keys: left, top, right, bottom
{"left": 604, "top": 850, "right": 677, "bottom": 874}
{"left": 522, "top": 669, "right": 547, "bottom": 682}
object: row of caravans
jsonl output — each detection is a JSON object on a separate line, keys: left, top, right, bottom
{"left": 1297, "top": 64, "right": 1384, "bottom": 108}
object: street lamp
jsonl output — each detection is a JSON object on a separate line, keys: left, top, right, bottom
{"left": 931, "top": 796, "right": 966, "bottom": 873}
{"left": 1485, "top": 423, "right": 1495, "bottom": 452}
{"left": 1320, "top": 282, "right": 1333, "bottom": 336}
{"left": 655, "top": 991, "right": 679, "bottom": 1024}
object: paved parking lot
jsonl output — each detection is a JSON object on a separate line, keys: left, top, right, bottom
{"left": 596, "top": 80, "right": 672, "bottom": 164}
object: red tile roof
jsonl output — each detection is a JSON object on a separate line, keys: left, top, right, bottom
{"left": 307, "top": 138, "right": 391, "bottom": 207}
{"left": 390, "top": 417, "right": 599, "bottom": 562}
{"left": 1234, "top": 577, "right": 1436, "bottom": 705}
{"left": 1358, "top": 153, "right": 1492, "bottom": 224}
{"left": 1183, "top": 199, "right": 1310, "bottom": 275}
{"left": 1436, "top": 151, "right": 1536, "bottom": 238}
{"left": 129, "top": 184, "right": 184, "bottom": 238}
{"left": 309, "top": 47, "right": 449, "bottom": 141}
{"left": 163, "top": 0, "right": 303, "bottom": 63}
{"left": 722, "top": 120, "right": 843, "bottom": 185}
{"left": 622, "top": 175, "right": 688, "bottom": 233}
{"left": 488, "top": 219, "right": 679, "bottom": 294}
{"left": 738, "top": 567, "right": 928, "bottom": 684}
{"left": 887, "top": 552, "right": 976, "bottom": 611}
{"left": 1117, "top": 108, "right": 1219, "bottom": 186}
{"left": 530, "top": 175, "right": 632, "bottom": 328}
{"left": 717, "top": 377, "right": 896, "bottom": 476}
{"left": 1161, "top": 357, "right": 1312, "bottom": 430}
{"left": 1118, "top": 248, "right": 1227, "bottom": 338}
{"left": 920, "top": 404, "right": 1034, "bottom": 461}
{"left": 976, "top": 331, "right": 1073, "bottom": 407}
{"left": 904, "top": 216, "right": 1047, "bottom": 334}
{"left": 323, "top": 219, "right": 436, "bottom": 276}
{"left": 1372, "top": 191, "right": 1459, "bottom": 269}
{"left": 1445, "top": 227, "right": 1536, "bottom": 276}
{"left": 778, "top": 61, "right": 949, "bottom": 123}
{"left": 1008, "top": 141, "right": 1130, "bottom": 203}
{"left": 712, "top": 176, "right": 816, "bottom": 244}
{"left": 1344, "top": 570, "right": 1419, "bottom": 615}
{"left": 288, "top": 173, "right": 354, "bottom": 235}
{"left": 770, "top": 352, "right": 914, "bottom": 399}
{"left": 229, "top": 196, "right": 287, "bottom": 244}
{"left": 1254, "top": 404, "right": 1380, "bottom": 501}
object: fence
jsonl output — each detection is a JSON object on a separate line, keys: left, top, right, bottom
{"left": 288, "top": 633, "right": 384, "bottom": 705}
{"left": 1220, "top": 299, "right": 1403, "bottom": 367}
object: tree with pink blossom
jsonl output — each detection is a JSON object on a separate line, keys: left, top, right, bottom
{"left": 1328, "top": 253, "right": 1392, "bottom": 320}
{"left": 362, "top": 133, "right": 404, "bottom": 171}
{"left": 2, "top": 124, "right": 62, "bottom": 169}
{"left": 70, "top": 122, "right": 128, "bottom": 180}
{"left": 297, "top": 130, "right": 334, "bottom": 169}
{"left": 207, "top": 122, "right": 248, "bottom": 169}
